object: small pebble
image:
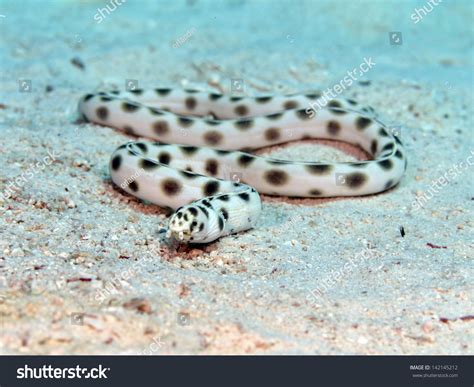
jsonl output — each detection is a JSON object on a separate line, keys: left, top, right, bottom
{"left": 399, "top": 226, "right": 405, "bottom": 237}
{"left": 70, "top": 57, "right": 85, "bottom": 70}
{"left": 123, "top": 298, "right": 152, "bottom": 314}
{"left": 422, "top": 321, "right": 433, "bottom": 333}
{"left": 357, "top": 336, "right": 368, "bottom": 344}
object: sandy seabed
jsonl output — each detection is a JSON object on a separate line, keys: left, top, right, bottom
{"left": 0, "top": 0, "right": 472, "bottom": 354}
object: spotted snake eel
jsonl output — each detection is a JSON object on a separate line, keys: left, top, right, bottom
{"left": 78, "top": 88, "right": 407, "bottom": 243}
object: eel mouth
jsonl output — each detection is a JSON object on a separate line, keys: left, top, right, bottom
{"left": 166, "top": 228, "right": 192, "bottom": 242}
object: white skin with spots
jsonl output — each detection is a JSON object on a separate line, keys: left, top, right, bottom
{"left": 78, "top": 88, "right": 407, "bottom": 243}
